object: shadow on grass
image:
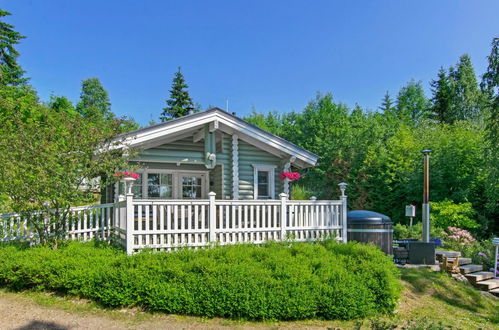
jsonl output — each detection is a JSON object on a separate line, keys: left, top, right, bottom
{"left": 401, "top": 268, "right": 497, "bottom": 319}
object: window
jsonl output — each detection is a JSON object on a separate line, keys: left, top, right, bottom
{"left": 124, "top": 170, "right": 207, "bottom": 199}
{"left": 181, "top": 176, "right": 203, "bottom": 199}
{"left": 252, "top": 164, "right": 276, "bottom": 199}
{"left": 257, "top": 171, "right": 270, "bottom": 198}
{"left": 147, "top": 173, "right": 173, "bottom": 198}
{"left": 131, "top": 173, "right": 143, "bottom": 198}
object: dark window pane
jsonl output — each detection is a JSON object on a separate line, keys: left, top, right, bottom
{"left": 258, "top": 171, "right": 268, "bottom": 184}
{"left": 148, "top": 185, "right": 159, "bottom": 197}
{"left": 132, "top": 185, "right": 142, "bottom": 198}
{"left": 258, "top": 183, "right": 269, "bottom": 197}
{"left": 148, "top": 174, "right": 160, "bottom": 185}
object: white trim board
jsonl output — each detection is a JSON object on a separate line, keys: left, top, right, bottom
{"left": 251, "top": 164, "right": 277, "bottom": 200}
{"left": 117, "top": 108, "right": 318, "bottom": 168}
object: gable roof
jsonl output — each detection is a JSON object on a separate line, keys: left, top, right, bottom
{"left": 120, "top": 108, "right": 318, "bottom": 168}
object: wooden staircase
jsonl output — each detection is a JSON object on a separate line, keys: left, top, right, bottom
{"left": 436, "top": 251, "right": 499, "bottom": 296}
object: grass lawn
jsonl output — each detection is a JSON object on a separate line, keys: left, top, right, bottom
{"left": 0, "top": 268, "right": 497, "bottom": 329}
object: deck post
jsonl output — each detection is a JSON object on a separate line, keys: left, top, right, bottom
{"left": 279, "top": 193, "right": 288, "bottom": 240}
{"left": 338, "top": 182, "right": 348, "bottom": 243}
{"left": 209, "top": 192, "right": 216, "bottom": 243}
{"left": 125, "top": 192, "right": 134, "bottom": 255}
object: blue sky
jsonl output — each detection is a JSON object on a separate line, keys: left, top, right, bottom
{"left": 3, "top": 1, "right": 499, "bottom": 125}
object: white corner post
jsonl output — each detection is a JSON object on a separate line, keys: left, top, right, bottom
{"left": 232, "top": 134, "right": 239, "bottom": 199}
{"left": 422, "top": 149, "right": 431, "bottom": 243}
{"left": 338, "top": 182, "right": 348, "bottom": 243}
{"left": 282, "top": 156, "right": 296, "bottom": 196}
{"left": 279, "top": 193, "right": 288, "bottom": 240}
{"left": 124, "top": 178, "right": 136, "bottom": 255}
{"left": 209, "top": 191, "right": 216, "bottom": 242}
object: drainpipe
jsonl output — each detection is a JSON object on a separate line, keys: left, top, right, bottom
{"left": 422, "top": 149, "right": 431, "bottom": 243}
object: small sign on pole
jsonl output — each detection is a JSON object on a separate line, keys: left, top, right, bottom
{"left": 406, "top": 204, "right": 416, "bottom": 228}
{"left": 405, "top": 205, "right": 416, "bottom": 217}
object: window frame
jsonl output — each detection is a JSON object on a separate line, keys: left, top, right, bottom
{"left": 133, "top": 169, "right": 209, "bottom": 199}
{"left": 251, "top": 164, "right": 276, "bottom": 200}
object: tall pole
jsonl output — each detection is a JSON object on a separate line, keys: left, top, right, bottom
{"left": 422, "top": 149, "right": 431, "bottom": 243}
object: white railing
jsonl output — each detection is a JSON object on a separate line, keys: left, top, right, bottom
{"left": 126, "top": 192, "right": 347, "bottom": 254}
{"left": 1, "top": 184, "right": 349, "bottom": 255}
{"left": 0, "top": 203, "right": 117, "bottom": 244}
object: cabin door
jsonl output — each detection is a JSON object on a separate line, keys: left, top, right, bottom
{"left": 177, "top": 172, "right": 208, "bottom": 199}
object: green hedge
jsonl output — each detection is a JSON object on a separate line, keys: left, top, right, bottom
{"left": 0, "top": 240, "right": 401, "bottom": 320}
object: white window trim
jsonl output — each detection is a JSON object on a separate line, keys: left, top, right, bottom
{"left": 251, "top": 164, "right": 276, "bottom": 200}
{"left": 135, "top": 169, "right": 209, "bottom": 199}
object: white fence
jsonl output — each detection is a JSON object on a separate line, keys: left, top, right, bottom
{"left": 1, "top": 191, "right": 348, "bottom": 254}
{"left": 0, "top": 203, "right": 121, "bottom": 244}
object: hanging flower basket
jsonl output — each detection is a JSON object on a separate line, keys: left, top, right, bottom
{"left": 279, "top": 172, "right": 300, "bottom": 181}
{"left": 114, "top": 171, "right": 139, "bottom": 180}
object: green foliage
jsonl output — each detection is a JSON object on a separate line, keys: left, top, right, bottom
{"left": 396, "top": 79, "right": 429, "bottom": 122}
{"left": 48, "top": 95, "right": 76, "bottom": 114}
{"left": 379, "top": 91, "right": 395, "bottom": 114}
{"left": 76, "top": 77, "right": 112, "bottom": 120}
{"left": 161, "top": 67, "right": 194, "bottom": 121}
{"left": 290, "top": 185, "right": 312, "bottom": 200}
{"left": 0, "top": 241, "right": 401, "bottom": 321}
{"left": 430, "top": 67, "right": 455, "bottom": 124}
{"left": 481, "top": 38, "right": 499, "bottom": 227}
{"left": 0, "top": 85, "right": 134, "bottom": 246}
{"left": 393, "top": 223, "right": 444, "bottom": 240}
{"left": 430, "top": 200, "right": 478, "bottom": 229}
{"left": 450, "top": 54, "right": 484, "bottom": 121}
{"left": 0, "top": 9, "right": 28, "bottom": 86}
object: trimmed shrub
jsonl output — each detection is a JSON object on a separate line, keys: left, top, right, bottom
{"left": 0, "top": 240, "right": 401, "bottom": 320}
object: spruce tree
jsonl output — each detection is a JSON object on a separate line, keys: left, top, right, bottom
{"left": 76, "top": 78, "right": 113, "bottom": 120}
{"left": 379, "top": 91, "right": 395, "bottom": 113}
{"left": 161, "top": 68, "right": 194, "bottom": 121}
{"left": 0, "top": 9, "right": 28, "bottom": 86}
{"left": 481, "top": 38, "right": 499, "bottom": 107}
{"left": 481, "top": 38, "right": 499, "bottom": 228}
{"left": 430, "top": 67, "right": 454, "bottom": 123}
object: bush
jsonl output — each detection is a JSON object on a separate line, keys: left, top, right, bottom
{"left": 441, "top": 227, "right": 497, "bottom": 271}
{"left": 393, "top": 223, "right": 444, "bottom": 240}
{"left": 430, "top": 200, "right": 478, "bottom": 230}
{"left": 0, "top": 240, "right": 401, "bottom": 321}
{"left": 290, "top": 185, "right": 312, "bottom": 200}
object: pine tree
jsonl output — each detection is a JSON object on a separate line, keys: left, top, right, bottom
{"left": 481, "top": 38, "right": 499, "bottom": 228}
{"left": 450, "top": 54, "right": 482, "bottom": 120}
{"left": 430, "top": 67, "right": 454, "bottom": 123}
{"left": 76, "top": 78, "right": 112, "bottom": 120}
{"left": 0, "top": 9, "right": 28, "bottom": 86}
{"left": 396, "top": 79, "right": 429, "bottom": 122}
{"left": 379, "top": 91, "right": 394, "bottom": 113}
{"left": 161, "top": 68, "right": 194, "bottom": 121}
{"left": 481, "top": 38, "right": 499, "bottom": 107}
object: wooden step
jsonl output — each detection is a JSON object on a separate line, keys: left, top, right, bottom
{"left": 436, "top": 250, "right": 461, "bottom": 259}
{"left": 459, "top": 264, "right": 483, "bottom": 274}
{"left": 445, "top": 257, "right": 472, "bottom": 266}
{"left": 489, "top": 288, "right": 499, "bottom": 297}
{"left": 476, "top": 278, "right": 499, "bottom": 291}
{"left": 465, "top": 271, "right": 494, "bottom": 285}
